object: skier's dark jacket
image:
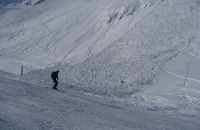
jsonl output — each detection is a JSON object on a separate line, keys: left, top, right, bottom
{"left": 51, "top": 70, "right": 59, "bottom": 79}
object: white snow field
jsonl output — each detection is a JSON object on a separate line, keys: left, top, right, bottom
{"left": 1, "top": 0, "right": 200, "bottom": 129}
{"left": 1, "top": 71, "right": 199, "bottom": 130}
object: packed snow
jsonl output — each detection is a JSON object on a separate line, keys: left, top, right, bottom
{"left": 1, "top": 0, "right": 200, "bottom": 129}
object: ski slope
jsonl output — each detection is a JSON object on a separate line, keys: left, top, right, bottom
{"left": 1, "top": 0, "right": 200, "bottom": 129}
{"left": 1, "top": 71, "right": 199, "bottom": 130}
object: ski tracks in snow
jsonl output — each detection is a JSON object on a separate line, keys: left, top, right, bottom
{"left": 0, "top": 0, "right": 163, "bottom": 71}
{"left": 1, "top": 72, "right": 200, "bottom": 129}
{"left": 148, "top": 50, "right": 200, "bottom": 113}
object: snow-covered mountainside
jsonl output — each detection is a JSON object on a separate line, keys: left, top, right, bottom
{"left": 1, "top": 0, "right": 200, "bottom": 129}
{"left": 1, "top": 70, "right": 199, "bottom": 130}
{"left": 0, "top": 0, "right": 164, "bottom": 72}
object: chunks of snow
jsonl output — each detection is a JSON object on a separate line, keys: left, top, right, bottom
{"left": 23, "top": 0, "right": 44, "bottom": 6}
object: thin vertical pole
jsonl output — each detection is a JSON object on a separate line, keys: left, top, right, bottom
{"left": 21, "top": 66, "right": 23, "bottom": 76}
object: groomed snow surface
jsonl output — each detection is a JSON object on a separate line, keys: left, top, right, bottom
{"left": 1, "top": 71, "right": 199, "bottom": 130}
{"left": 1, "top": 0, "right": 200, "bottom": 129}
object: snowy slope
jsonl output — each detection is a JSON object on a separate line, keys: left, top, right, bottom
{"left": 1, "top": 0, "right": 200, "bottom": 129}
{"left": 22, "top": 0, "right": 200, "bottom": 113}
{"left": 1, "top": 71, "right": 200, "bottom": 130}
{"left": 0, "top": 0, "right": 162, "bottom": 73}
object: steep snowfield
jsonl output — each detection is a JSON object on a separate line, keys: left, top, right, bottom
{"left": 0, "top": 0, "right": 162, "bottom": 72}
{"left": 1, "top": 0, "right": 200, "bottom": 129}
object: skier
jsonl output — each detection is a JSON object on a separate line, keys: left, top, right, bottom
{"left": 51, "top": 70, "right": 59, "bottom": 89}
